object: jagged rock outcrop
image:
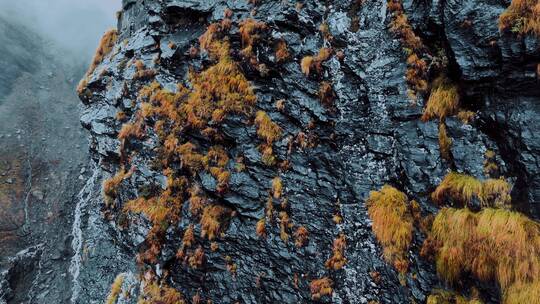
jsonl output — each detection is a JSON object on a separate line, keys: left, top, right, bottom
{"left": 76, "top": 0, "right": 540, "bottom": 303}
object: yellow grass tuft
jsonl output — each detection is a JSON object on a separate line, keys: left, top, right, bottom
{"left": 325, "top": 233, "right": 347, "bottom": 270}
{"left": 499, "top": 0, "right": 540, "bottom": 35}
{"left": 254, "top": 111, "right": 282, "bottom": 145}
{"left": 200, "top": 205, "right": 230, "bottom": 240}
{"left": 106, "top": 273, "right": 125, "bottom": 304}
{"left": 138, "top": 280, "right": 185, "bottom": 304}
{"left": 366, "top": 185, "right": 413, "bottom": 273}
{"left": 431, "top": 172, "right": 511, "bottom": 208}
{"left": 426, "top": 208, "right": 540, "bottom": 304}
{"left": 438, "top": 122, "right": 453, "bottom": 161}
{"left": 422, "top": 76, "right": 460, "bottom": 122}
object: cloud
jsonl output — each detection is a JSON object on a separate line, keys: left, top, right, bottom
{"left": 0, "top": 0, "right": 121, "bottom": 58}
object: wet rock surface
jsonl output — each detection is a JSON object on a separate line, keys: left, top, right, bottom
{"left": 3, "top": 0, "right": 535, "bottom": 303}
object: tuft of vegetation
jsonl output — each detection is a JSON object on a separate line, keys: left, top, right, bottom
{"left": 272, "top": 177, "right": 283, "bottom": 199}
{"left": 200, "top": 205, "right": 230, "bottom": 241}
{"left": 256, "top": 218, "right": 266, "bottom": 238}
{"left": 138, "top": 280, "right": 185, "bottom": 304}
{"left": 238, "top": 18, "right": 267, "bottom": 57}
{"left": 483, "top": 150, "right": 498, "bottom": 177}
{"left": 325, "top": 233, "right": 347, "bottom": 270}
{"left": 294, "top": 226, "right": 309, "bottom": 248}
{"left": 431, "top": 172, "right": 511, "bottom": 208}
{"left": 438, "top": 122, "right": 453, "bottom": 161}
{"left": 106, "top": 273, "right": 125, "bottom": 304}
{"left": 301, "top": 47, "right": 333, "bottom": 76}
{"left": 425, "top": 208, "right": 540, "bottom": 303}
{"left": 310, "top": 277, "right": 333, "bottom": 300}
{"left": 387, "top": 0, "right": 428, "bottom": 97}
{"left": 103, "top": 169, "right": 132, "bottom": 207}
{"left": 254, "top": 111, "right": 282, "bottom": 145}
{"left": 275, "top": 40, "right": 290, "bottom": 62}
{"left": 318, "top": 81, "right": 335, "bottom": 107}
{"left": 366, "top": 185, "right": 414, "bottom": 274}
{"left": 77, "top": 29, "right": 118, "bottom": 96}
{"left": 279, "top": 211, "right": 292, "bottom": 242}
{"left": 499, "top": 0, "right": 540, "bottom": 35}
{"left": 426, "top": 289, "right": 483, "bottom": 304}
{"left": 421, "top": 76, "right": 460, "bottom": 122}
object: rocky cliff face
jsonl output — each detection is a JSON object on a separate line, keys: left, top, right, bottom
{"left": 75, "top": 0, "right": 539, "bottom": 303}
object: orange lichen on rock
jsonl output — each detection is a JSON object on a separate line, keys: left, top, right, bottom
{"left": 499, "top": 0, "right": 540, "bottom": 35}
{"left": 425, "top": 208, "right": 540, "bottom": 303}
{"left": 310, "top": 277, "right": 333, "bottom": 300}
{"left": 325, "top": 233, "right": 347, "bottom": 270}
{"left": 366, "top": 185, "right": 414, "bottom": 273}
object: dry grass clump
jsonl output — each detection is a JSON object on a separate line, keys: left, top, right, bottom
{"left": 106, "top": 273, "right": 125, "bottom": 304}
{"left": 294, "top": 226, "right": 309, "bottom": 248}
{"left": 133, "top": 60, "right": 157, "bottom": 80}
{"left": 503, "top": 281, "right": 540, "bottom": 304}
{"left": 483, "top": 150, "right": 498, "bottom": 177}
{"left": 426, "top": 289, "right": 483, "bottom": 304}
{"left": 325, "top": 233, "right": 347, "bottom": 270}
{"left": 138, "top": 280, "right": 185, "bottom": 304}
{"left": 310, "top": 277, "right": 333, "bottom": 300}
{"left": 272, "top": 177, "right": 283, "bottom": 199}
{"left": 425, "top": 208, "right": 540, "bottom": 303}
{"left": 301, "top": 47, "right": 333, "bottom": 76}
{"left": 499, "top": 0, "right": 540, "bottom": 35}
{"left": 366, "top": 185, "right": 414, "bottom": 273}
{"left": 118, "top": 121, "right": 145, "bottom": 140}
{"left": 77, "top": 29, "right": 118, "bottom": 96}
{"left": 431, "top": 172, "right": 511, "bottom": 208}
{"left": 422, "top": 76, "right": 460, "bottom": 122}
{"left": 438, "top": 123, "right": 453, "bottom": 161}
{"left": 279, "top": 211, "right": 292, "bottom": 242}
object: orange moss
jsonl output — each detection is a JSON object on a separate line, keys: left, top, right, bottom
{"left": 138, "top": 280, "right": 185, "bottom": 304}
{"left": 422, "top": 76, "right": 460, "bottom": 122}
{"left": 77, "top": 29, "right": 118, "bottom": 95}
{"left": 256, "top": 218, "right": 266, "bottom": 238}
{"left": 366, "top": 185, "right": 413, "bottom": 274}
{"left": 200, "top": 205, "right": 230, "bottom": 240}
{"left": 254, "top": 111, "right": 282, "bottom": 145}
{"left": 275, "top": 40, "right": 290, "bottom": 62}
{"left": 499, "top": 0, "right": 540, "bottom": 35}
{"left": 238, "top": 18, "right": 267, "bottom": 56}
{"left": 294, "top": 226, "right": 309, "bottom": 248}
{"left": 279, "top": 211, "right": 291, "bottom": 242}
{"left": 318, "top": 81, "right": 335, "bottom": 107}
{"left": 325, "top": 233, "right": 347, "bottom": 270}
{"left": 106, "top": 273, "right": 125, "bottom": 304}
{"left": 103, "top": 169, "right": 132, "bottom": 206}
{"left": 301, "top": 48, "right": 333, "bottom": 76}
{"left": 188, "top": 246, "right": 205, "bottom": 269}
{"left": 182, "top": 225, "right": 195, "bottom": 248}
{"left": 438, "top": 122, "right": 453, "bottom": 161}
{"left": 272, "top": 177, "right": 283, "bottom": 199}
{"left": 310, "top": 277, "right": 333, "bottom": 300}
{"left": 426, "top": 208, "right": 540, "bottom": 303}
